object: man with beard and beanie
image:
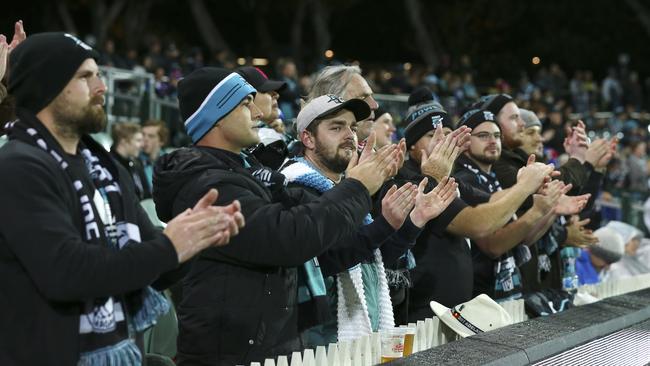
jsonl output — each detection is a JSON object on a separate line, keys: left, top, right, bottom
{"left": 280, "top": 94, "right": 458, "bottom": 344}
{"left": 482, "top": 95, "right": 603, "bottom": 293}
{"left": 485, "top": 94, "right": 593, "bottom": 196}
{"left": 519, "top": 109, "right": 611, "bottom": 292}
{"left": 376, "top": 92, "right": 555, "bottom": 322}
{"left": 153, "top": 68, "right": 402, "bottom": 365}
{"left": 237, "top": 66, "right": 291, "bottom": 169}
{"left": 308, "top": 65, "right": 379, "bottom": 148}
{"left": 452, "top": 108, "right": 569, "bottom": 301}
{"left": 0, "top": 33, "right": 244, "bottom": 366}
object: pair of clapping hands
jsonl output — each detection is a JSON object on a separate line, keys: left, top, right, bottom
{"left": 163, "top": 189, "right": 245, "bottom": 263}
{"left": 564, "top": 120, "right": 617, "bottom": 171}
{"left": 0, "top": 21, "right": 27, "bottom": 81}
{"left": 377, "top": 125, "right": 473, "bottom": 230}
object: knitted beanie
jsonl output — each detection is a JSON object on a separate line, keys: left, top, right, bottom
{"left": 457, "top": 108, "right": 500, "bottom": 131}
{"left": 520, "top": 109, "right": 542, "bottom": 129}
{"left": 8, "top": 32, "right": 99, "bottom": 114}
{"left": 403, "top": 100, "right": 451, "bottom": 147}
{"left": 177, "top": 67, "right": 256, "bottom": 143}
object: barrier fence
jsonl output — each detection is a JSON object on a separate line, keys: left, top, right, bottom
{"left": 246, "top": 273, "right": 650, "bottom": 366}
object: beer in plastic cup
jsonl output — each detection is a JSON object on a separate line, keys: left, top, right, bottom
{"left": 402, "top": 327, "right": 416, "bottom": 356}
{"left": 380, "top": 328, "right": 405, "bottom": 363}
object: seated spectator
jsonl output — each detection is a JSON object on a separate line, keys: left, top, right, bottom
{"left": 519, "top": 108, "right": 544, "bottom": 159}
{"left": 625, "top": 141, "right": 648, "bottom": 193}
{"left": 237, "top": 66, "right": 290, "bottom": 169}
{"left": 605, "top": 221, "right": 649, "bottom": 279}
{"left": 140, "top": 119, "right": 170, "bottom": 190}
{"left": 576, "top": 227, "right": 625, "bottom": 285}
{"left": 372, "top": 106, "right": 396, "bottom": 148}
{"left": 111, "top": 122, "right": 151, "bottom": 200}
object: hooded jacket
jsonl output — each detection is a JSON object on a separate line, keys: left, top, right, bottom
{"left": 153, "top": 146, "right": 373, "bottom": 366}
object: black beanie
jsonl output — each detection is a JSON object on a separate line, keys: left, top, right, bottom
{"left": 8, "top": 32, "right": 99, "bottom": 114}
{"left": 457, "top": 108, "right": 500, "bottom": 131}
{"left": 408, "top": 86, "right": 435, "bottom": 106}
{"left": 403, "top": 100, "right": 451, "bottom": 147}
{"left": 479, "top": 93, "right": 513, "bottom": 116}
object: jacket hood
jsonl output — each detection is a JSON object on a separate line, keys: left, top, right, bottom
{"left": 153, "top": 147, "right": 229, "bottom": 221}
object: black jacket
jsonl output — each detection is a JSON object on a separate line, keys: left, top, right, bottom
{"left": 284, "top": 168, "right": 421, "bottom": 333}
{"left": 111, "top": 149, "right": 152, "bottom": 200}
{"left": 153, "top": 146, "right": 373, "bottom": 366}
{"left": 493, "top": 148, "right": 591, "bottom": 209}
{"left": 453, "top": 155, "right": 524, "bottom": 300}
{"left": 492, "top": 148, "right": 593, "bottom": 292}
{"left": 379, "top": 159, "right": 472, "bottom": 321}
{"left": 285, "top": 181, "right": 420, "bottom": 278}
{"left": 0, "top": 139, "right": 178, "bottom": 366}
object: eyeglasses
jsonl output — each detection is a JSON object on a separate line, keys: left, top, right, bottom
{"left": 471, "top": 132, "right": 501, "bottom": 141}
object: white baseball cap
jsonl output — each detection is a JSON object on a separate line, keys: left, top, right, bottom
{"left": 296, "top": 94, "right": 371, "bottom": 134}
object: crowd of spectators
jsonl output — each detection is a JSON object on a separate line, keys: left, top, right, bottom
{"left": 94, "top": 37, "right": 650, "bottom": 198}
{"left": 3, "top": 23, "right": 650, "bottom": 365}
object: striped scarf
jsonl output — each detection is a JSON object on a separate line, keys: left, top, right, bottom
{"left": 6, "top": 114, "right": 169, "bottom": 366}
{"left": 281, "top": 157, "right": 394, "bottom": 341}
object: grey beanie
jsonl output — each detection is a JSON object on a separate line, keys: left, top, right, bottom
{"left": 520, "top": 109, "right": 542, "bottom": 129}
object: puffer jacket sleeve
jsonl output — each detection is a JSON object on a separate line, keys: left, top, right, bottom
{"left": 182, "top": 175, "right": 373, "bottom": 267}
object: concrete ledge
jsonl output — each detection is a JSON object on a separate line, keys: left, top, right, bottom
{"left": 389, "top": 288, "right": 650, "bottom": 365}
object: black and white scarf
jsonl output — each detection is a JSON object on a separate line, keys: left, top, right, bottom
{"left": 6, "top": 112, "right": 169, "bottom": 365}
{"left": 455, "top": 154, "right": 530, "bottom": 300}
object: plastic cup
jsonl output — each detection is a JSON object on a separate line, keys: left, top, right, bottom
{"left": 401, "top": 327, "right": 416, "bottom": 356}
{"left": 380, "top": 328, "right": 405, "bottom": 363}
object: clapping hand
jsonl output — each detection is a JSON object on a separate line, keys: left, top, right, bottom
{"left": 409, "top": 177, "right": 458, "bottom": 228}
{"left": 565, "top": 215, "right": 598, "bottom": 248}
{"left": 0, "top": 20, "right": 26, "bottom": 81}
{"left": 381, "top": 183, "right": 417, "bottom": 230}
{"left": 420, "top": 126, "right": 471, "bottom": 182}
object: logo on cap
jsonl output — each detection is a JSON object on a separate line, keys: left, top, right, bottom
{"left": 483, "top": 111, "right": 495, "bottom": 121}
{"left": 64, "top": 33, "right": 93, "bottom": 51}
{"left": 327, "top": 94, "right": 344, "bottom": 104}
{"left": 431, "top": 114, "right": 443, "bottom": 126}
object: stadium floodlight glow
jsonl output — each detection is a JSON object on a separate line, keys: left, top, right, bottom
{"left": 252, "top": 58, "right": 269, "bottom": 66}
{"left": 237, "top": 58, "right": 246, "bottom": 65}
{"left": 325, "top": 49, "right": 334, "bottom": 58}
{"left": 532, "top": 56, "right": 541, "bottom": 65}
{"left": 404, "top": 62, "right": 412, "bottom": 71}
